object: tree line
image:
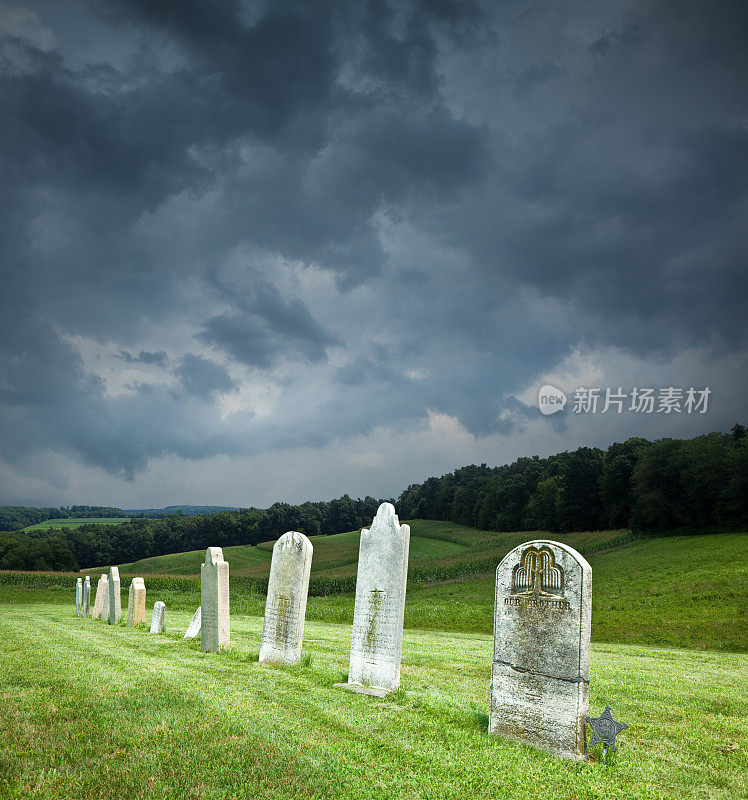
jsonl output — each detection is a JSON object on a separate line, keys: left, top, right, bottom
{"left": 1, "top": 426, "right": 745, "bottom": 571}
{"left": 0, "top": 495, "right": 388, "bottom": 571}
{"left": 398, "top": 426, "right": 747, "bottom": 533}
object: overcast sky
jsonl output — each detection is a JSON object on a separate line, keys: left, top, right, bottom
{"left": 1, "top": 0, "right": 746, "bottom": 509}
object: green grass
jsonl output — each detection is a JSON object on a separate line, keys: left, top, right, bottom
{"left": 23, "top": 517, "right": 129, "bottom": 532}
{"left": 0, "top": 600, "right": 745, "bottom": 799}
{"left": 5, "top": 532, "right": 746, "bottom": 652}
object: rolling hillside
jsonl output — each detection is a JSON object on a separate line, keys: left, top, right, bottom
{"left": 24, "top": 517, "right": 130, "bottom": 532}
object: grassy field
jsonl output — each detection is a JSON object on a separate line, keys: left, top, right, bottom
{"left": 0, "top": 600, "right": 745, "bottom": 800}
{"left": 23, "top": 517, "right": 130, "bottom": 532}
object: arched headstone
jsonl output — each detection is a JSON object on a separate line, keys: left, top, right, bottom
{"left": 489, "top": 540, "right": 591, "bottom": 759}
{"left": 259, "top": 531, "right": 313, "bottom": 666}
{"left": 150, "top": 601, "right": 166, "bottom": 634}
{"left": 341, "top": 503, "right": 410, "bottom": 697}
{"left": 201, "top": 548, "right": 229, "bottom": 651}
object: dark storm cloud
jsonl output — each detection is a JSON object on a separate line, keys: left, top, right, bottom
{"left": 0, "top": 0, "right": 746, "bottom": 495}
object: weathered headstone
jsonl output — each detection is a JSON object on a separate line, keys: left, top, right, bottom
{"left": 150, "top": 601, "right": 166, "bottom": 634}
{"left": 489, "top": 540, "right": 592, "bottom": 759}
{"left": 201, "top": 547, "right": 230, "bottom": 652}
{"left": 101, "top": 578, "right": 110, "bottom": 621}
{"left": 184, "top": 607, "right": 201, "bottom": 638}
{"left": 340, "top": 503, "right": 410, "bottom": 697}
{"left": 108, "top": 566, "right": 122, "bottom": 625}
{"left": 75, "top": 578, "right": 83, "bottom": 616}
{"left": 259, "top": 531, "right": 313, "bottom": 666}
{"left": 83, "top": 576, "right": 91, "bottom": 617}
{"left": 127, "top": 577, "right": 146, "bottom": 626}
{"left": 92, "top": 574, "right": 108, "bottom": 620}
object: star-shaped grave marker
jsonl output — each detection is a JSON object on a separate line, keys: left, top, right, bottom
{"left": 586, "top": 705, "right": 628, "bottom": 756}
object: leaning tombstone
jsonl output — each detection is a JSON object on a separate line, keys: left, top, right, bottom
{"left": 108, "top": 566, "right": 122, "bottom": 625}
{"left": 83, "top": 576, "right": 91, "bottom": 617}
{"left": 92, "top": 574, "right": 108, "bottom": 620}
{"left": 259, "top": 531, "right": 313, "bottom": 666}
{"left": 337, "top": 502, "right": 410, "bottom": 697}
{"left": 150, "top": 601, "right": 166, "bottom": 634}
{"left": 489, "top": 540, "right": 592, "bottom": 759}
{"left": 126, "top": 578, "right": 147, "bottom": 626}
{"left": 184, "top": 607, "right": 201, "bottom": 638}
{"left": 201, "top": 548, "right": 230, "bottom": 652}
{"left": 75, "top": 578, "right": 83, "bottom": 616}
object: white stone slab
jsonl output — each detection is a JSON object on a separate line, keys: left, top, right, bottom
{"left": 259, "top": 531, "right": 313, "bottom": 666}
{"left": 75, "top": 578, "right": 82, "bottom": 616}
{"left": 108, "top": 566, "right": 121, "bottom": 625}
{"left": 92, "top": 574, "right": 107, "bottom": 620}
{"left": 127, "top": 577, "right": 146, "bottom": 626}
{"left": 489, "top": 540, "right": 591, "bottom": 759}
{"left": 83, "top": 576, "right": 90, "bottom": 618}
{"left": 184, "top": 606, "right": 201, "bottom": 638}
{"left": 346, "top": 503, "right": 410, "bottom": 694}
{"left": 150, "top": 601, "right": 166, "bottom": 634}
{"left": 201, "top": 547, "right": 230, "bottom": 651}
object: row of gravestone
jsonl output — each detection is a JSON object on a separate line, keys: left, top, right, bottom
{"left": 76, "top": 569, "right": 166, "bottom": 633}
{"left": 74, "top": 502, "right": 592, "bottom": 759}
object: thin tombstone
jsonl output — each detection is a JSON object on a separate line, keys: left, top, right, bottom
{"left": 108, "top": 566, "right": 121, "bottom": 625}
{"left": 259, "top": 531, "right": 313, "bottom": 666}
{"left": 337, "top": 502, "right": 410, "bottom": 697}
{"left": 75, "top": 578, "right": 82, "bottom": 616}
{"left": 83, "top": 576, "right": 91, "bottom": 618}
{"left": 184, "top": 607, "right": 201, "bottom": 639}
{"left": 92, "top": 574, "right": 108, "bottom": 620}
{"left": 201, "top": 548, "right": 230, "bottom": 652}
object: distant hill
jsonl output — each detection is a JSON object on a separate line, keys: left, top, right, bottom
{"left": 122, "top": 505, "right": 240, "bottom": 518}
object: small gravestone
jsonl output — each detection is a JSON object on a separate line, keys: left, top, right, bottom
{"left": 201, "top": 547, "right": 230, "bottom": 651}
{"left": 259, "top": 531, "right": 313, "bottom": 666}
{"left": 489, "top": 540, "right": 591, "bottom": 759}
{"left": 339, "top": 503, "right": 410, "bottom": 697}
{"left": 108, "top": 566, "right": 122, "bottom": 625}
{"left": 92, "top": 574, "right": 108, "bottom": 620}
{"left": 127, "top": 578, "right": 146, "bottom": 626}
{"left": 184, "top": 607, "right": 201, "bottom": 638}
{"left": 75, "top": 578, "right": 82, "bottom": 616}
{"left": 83, "top": 576, "right": 91, "bottom": 617}
{"left": 150, "top": 601, "right": 166, "bottom": 634}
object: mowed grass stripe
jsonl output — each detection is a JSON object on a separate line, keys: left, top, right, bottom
{"left": 1, "top": 603, "right": 746, "bottom": 799}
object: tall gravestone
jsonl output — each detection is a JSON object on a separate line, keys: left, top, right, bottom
{"left": 201, "top": 548, "right": 229, "bottom": 652}
{"left": 92, "top": 574, "right": 107, "bottom": 620}
{"left": 75, "top": 578, "right": 83, "bottom": 616}
{"left": 489, "top": 540, "right": 591, "bottom": 759}
{"left": 150, "top": 601, "right": 166, "bottom": 634}
{"left": 83, "top": 576, "right": 91, "bottom": 617}
{"left": 184, "top": 607, "right": 201, "bottom": 638}
{"left": 259, "top": 531, "right": 313, "bottom": 666}
{"left": 127, "top": 578, "right": 147, "bottom": 626}
{"left": 102, "top": 578, "right": 110, "bottom": 621}
{"left": 108, "top": 566, "right": 122, "bottom": 625}
{"left": 342, "top": 503, "right": 410, "bottom": 697}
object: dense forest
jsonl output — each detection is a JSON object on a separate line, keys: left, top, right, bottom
{"left": 1, "top": 427, "right": 745, "bottom": 571}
